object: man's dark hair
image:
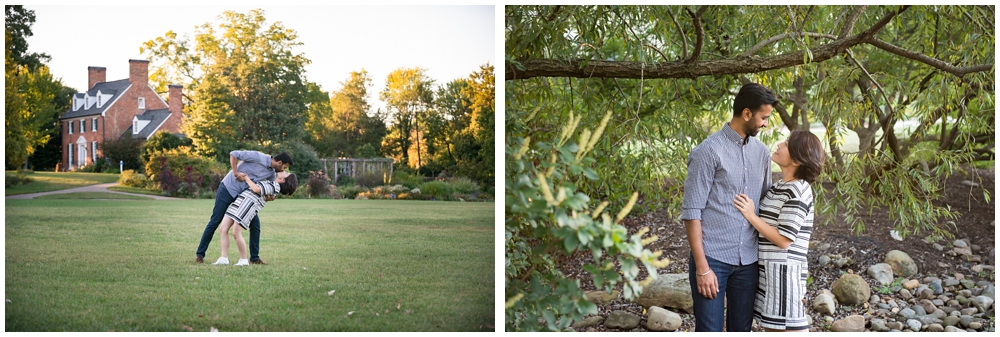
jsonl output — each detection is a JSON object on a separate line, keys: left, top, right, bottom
{"left": 732, "top": 83, "right": 779, "bottom": 117}
{"left": 273, "top": 152, "right": 293, "bottom": 166}
{"left": 279, "top": 173, "right": 298, "bottom": 196}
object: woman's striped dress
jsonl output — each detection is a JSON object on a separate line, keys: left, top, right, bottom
{"left": 754, "top": 179, "right": 813, "bottom": 330}
{"left": 225, "top": 180, "right": 281, "bottom": 230}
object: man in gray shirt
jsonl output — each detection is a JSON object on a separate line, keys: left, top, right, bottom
{"left": 195, "top": 150, "right": 293, "bottom": 264}
{"left": 682, "top": 83, "right": 776, "bottom": 331}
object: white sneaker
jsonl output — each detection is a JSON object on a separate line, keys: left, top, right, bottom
{"left": 213, "top": 257, "right": 229, "bottom": 265}
{"left": 235, "top": 259, "right": 249, "bottom": 266}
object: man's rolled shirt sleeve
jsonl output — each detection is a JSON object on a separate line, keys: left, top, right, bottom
{"left": 681, "top": 146, "right": 716, "bottom": 221}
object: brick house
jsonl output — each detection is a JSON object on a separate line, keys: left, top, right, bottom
{"left": 59, "top": 59, "right": 184, "bottom": 171}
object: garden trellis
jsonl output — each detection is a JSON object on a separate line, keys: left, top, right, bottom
{"left": 319, "top": 158, "right": 394, "bottom": 184}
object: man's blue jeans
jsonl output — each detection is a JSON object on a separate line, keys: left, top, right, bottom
{"left": 689, "top": 253, "right": 758, "bottom": 331}
{"left": 195, "top": 183, "right": 262, "bottom": 261}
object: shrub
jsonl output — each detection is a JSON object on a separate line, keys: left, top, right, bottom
{"left": 101, "top": 136, "right": 144, "bottom": 171}
{"left": 140, "top": 131, "right": 190, "bottom": 165}
{"left": 338, "top": 185, "right": 369, "bottom": 199}
{"left": 392, "top": 170, "right": 425, "bottom": 189}
{"left": 355, "top": 171, "right": 385, "bottom": 188}
{"left": 145, "top": 146, "right": 224, "bottom": 191}
{"left": 306, "top": 171, "right": 332, "bottom": 198}
{"left": 419, "top": 180, "right": 452, "bottom": 200}
{"left": 335, "top": 175, "right": 355, "bottom": 187}
{"left": 118, "top": 169, "right": 149, "bottom": 188}
{"left": 448, "top": 177, "right": 479, "bottom": 194}
{"left": 5, "top": 171, "right": 33, "bottom": 187}
{"left": 264, "top": 141, "right": 323, "bottom": 174}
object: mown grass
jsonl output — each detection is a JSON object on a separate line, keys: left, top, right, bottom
{"left": 4, "top": 171, "right": 119, "bottom": 195}
{"left": 107, "top": 185, "right": 163, "bottom": 196}
{"left": 34, "top": 192, "right": 152, "bottom": 200}
{"left": 5, "top": 199, "right": 494, "bottom": 331}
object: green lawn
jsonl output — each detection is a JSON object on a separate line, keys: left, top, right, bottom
{"left": 33, "top": 192, "right": 153, "bottom": 200}
{"left": 107, "top": 185, "right": 163, "bottom": 196}
{"left": 5, "top": 171, "right": 120, "bottom": 195}
{"left": 5, "top": 199, "right": 495, "bottom": 331}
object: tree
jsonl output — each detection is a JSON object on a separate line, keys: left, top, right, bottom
{"left": 505, "top": 5, "right": 993, "bottom": 236}
{"left": 306, "top": 70, "right": 386, "bottom": 158}
{"left": 461, "top": 64, "right": 495, "bottom": 184}
{"left": 142, "top": 9, "right": 311, "bottom": 163}
{"left": 5, "top": 30, "right": 65, "bottom": 170}
{"left": 140, "top": 131, "right": 192, "bottom": 165}
{"left": 5, "top": 5, "right": 50, "bottom": 70}
{"left": 380, "top": 67, "right": 434, "bottom": 170}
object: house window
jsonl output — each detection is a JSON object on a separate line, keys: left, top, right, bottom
{"left": 138, "top": 97, "right": 145, "bottom": 109}
{"left": 92, "top": 141, "right": 98, "bottom": 162}
{"left": 69, "top": 121, "right": 74, "bottom": 134}
{"left": 82, "top": 120, "right": 87, "bottom": 133}
{"left": 92, "top": 118, "right": 98, "bottom": 132}
{"left": 133, "top": 120, "right": 139, "bottom": 134}
{"left": 68, "top": 144, "right": 74, "bottom": 169}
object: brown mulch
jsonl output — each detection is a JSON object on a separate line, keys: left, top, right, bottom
{"left": 557, "top": 167, "right": 995, "bottom": 332}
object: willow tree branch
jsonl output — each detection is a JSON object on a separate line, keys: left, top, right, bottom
{"left": 684, "top": 6, "right": 707, "bottom": 63}
{"left": 666, "top": 7, "right": 688, "bottom": 60}
{"left": 742, "top": 32, "right": 838, "bottom": 57}
{"left": 506, "top": 6, "right": 908, "bottom": 80}
{"left": 839, "top": 6, "right": 868, "bottom": 38}
{"left": 867, "top": 38, "right": 994, "bottom": 77}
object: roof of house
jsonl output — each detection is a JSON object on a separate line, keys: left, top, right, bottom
{"left": 120, "top": 108, "right": 172, "bottom": 139}
{"left": 60, "top": 79, "right": 132, "bottom": 119}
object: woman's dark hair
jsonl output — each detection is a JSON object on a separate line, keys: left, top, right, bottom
{"left": 733, "top": 83, "right": 779, "bottom": 117}
{"left": 279, "top": 173, "right": 298, "bottom": 196}
{"left": 274, "top": 152, "right": 293, "bottom": 166}
{"left": 787, "top": 130, "right": 826, "bottom": 184}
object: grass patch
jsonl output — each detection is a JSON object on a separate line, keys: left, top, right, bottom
{"left": 107, "top": 185, "right": 163, "bottom": 196}
{"left": 5, "top": 199, "right": 494, "bottom": 331}
{"left": 5, "top": 171, "right": 119, "bottom": 195}
{"left": 33, "top": 192, "right": 153, "bottom": 200}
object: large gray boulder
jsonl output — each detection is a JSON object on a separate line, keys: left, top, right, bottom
{"left": 830, "top": 315, "right": 865, "bottom": 332}
{"left": 635, "top": 273, "right": 694, "bottom": 314}
{"left": 867, "top": 263, "right": 895, "bottom": 286}
{"left": 645, "top": 306, "right": 682, "bottom": 332}
{"left": 885, "top": 250, "right": 919, "bottom": 277}
{"left": 832, "top": 273, "right": 872, "bottom": 305}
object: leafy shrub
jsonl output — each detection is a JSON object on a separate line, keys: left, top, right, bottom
{"left": 145, "top": 146, "right": 224, "bottom": 191}
{"left": 140, "top": 131, "right": 191, "bottom": 165}
{"left": 264, "top": 141, "right": 323, "bottom": 174}
{"left": 355, "top": 171, "right": 385, "bottom": 188}
{"left": 419, "top": 180, "right": 452, "bottom": 200}
{"left": 118, "top": 169, "right": 149, "bottom": 188}
{"left": 338, "top": 185, "right": 369, "bottom": 199}
{"left": 306, "top": 171, "right": 332, "bottom": 198}
{"left": 505, "top": 111, "right": 668, "bottom": 331}
{"left": 101, "top": 136, "right": 144, "bottom": 171}
{"left": 5, "top": 171, "right": 33, "bottom": 187}
{"left": 448, "top": 177, "right": 479, "bottom": 194}
{"left": 392, "top": 170, "right": 425, "bottom": 189}
{"left": 335, "top": 175, "right": 355, "bottom": 187}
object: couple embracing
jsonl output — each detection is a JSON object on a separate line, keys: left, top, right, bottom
{"left": 683, "top": 83, "right": 827, "bottom": 332}
{"left": 194, "top": 150, "right": 299, "bottom": 266}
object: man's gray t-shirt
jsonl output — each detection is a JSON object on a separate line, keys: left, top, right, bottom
{"left": 221, "top": 150, "right": 276, "bottom": 198}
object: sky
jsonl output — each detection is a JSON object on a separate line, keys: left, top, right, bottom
{"left": 24, "top": 5, "right": 495, "bottom": 114}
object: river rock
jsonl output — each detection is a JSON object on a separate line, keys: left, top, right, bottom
{"left": 813, "top": 289, "right": 837, "bottom": 315}
{"left": 604, "top": 310, "right": 640, "bottom": 330}
{"left": 885, "top": 250, "right": 919, "bottom": 277}
{"left": 945, "top": 278, "right": 961, "bottom": 287}
{"left": 943, "top": 315, "right": 961, "bottom": 327}
{"left": 584, "top": 289, "right": 620, "bottom": 305}
{"left": 960, "top": 315, "right": 973, "bottom": 328}
{"left": 906, "top": 319, "right": 922, "bottom": 331}
{"left": 960, "top": 279, "right": 975, "bottom": 289}
{"left": 982, "top": 284, "right": 995, "bottom": 300}
{"left": 926, "top": 323, "right": 944, "bottom": 332}
{"left": 634, "top": 273, "right": 693, "bottom": 313}
{"left": 913, "top": 305, "right": 927, "bottom": 316}
{"left": 972, "top": 296, "right": 994, "bottom": 312}
{"left": 929, "top": 280, "right": 944, "bottom": 294}
{"left": 954, "top": 247, "right": 973, "bottom": 256}
{"left": 944, "top": 325, "right": 962, "bottom": 332}
{"left": 867, "top": 263, "right": 895, "bottom": 286}
{"left": 830, "top": 315, "right": 865, "bottom": 332}
{"left": 645, "top": 306, "right": 682, "bottom": 332}
{"left": 918, "top": 299, "right": 936, "bottom": 314}
{"left": 818, "top": 255, "right": 831, "bottom": 266}
{"left": 832, "top": 274, "right": 871, "bottom": 305}
{"left": 919, "top": 288, "right": 935, "bottom": 300}
{"left": 960, "top": 307, "right": 978, "bottom": 316}
{"left": 899, "top": 288, "right": 913, "bottom": 300}
{"left": 968, "top": 321, "right": 982, "bottom": 330}
{"left": 954, "top": 239, "right": 968, "bottom": 248}
{"left": 898, "top": 307, "right": 916, "bottom": 320}
{"left": 870, "top": 317, "right": 889, "bottom": 332}
{"left": 933, "top": 243, "right": 945, "bottom": 251}
{"left": 571, "top": 316, "right": 604, "bottom": 329}
{"left": 888, "top": 321, "right": 904, "bottom": 330}
{"left": 902, "top": 279, "right": 920, "bottom": 290}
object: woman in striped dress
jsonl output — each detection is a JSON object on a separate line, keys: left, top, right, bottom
{"left": 213, "top": 171, "right": 298, "bottom": 266}
{"left": 733, "top": 130, "right": 826, "bottom": 331}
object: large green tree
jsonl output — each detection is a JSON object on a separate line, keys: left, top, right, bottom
{"left": 142, "top": 9, "right": 314, "bottom": 164}
{"left": 306, "top": 70, "right": 386, "bottom": 158}
{"left": 5, "top": 5, "right": 50, "bottom": 70}
{"left": 379, "top": 67, "right": 435, "bottom": 170}
{"left": 505, "top": 5, "right": 993, "bottom": 330}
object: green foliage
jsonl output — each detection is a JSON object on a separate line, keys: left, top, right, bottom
{"left": 5, "top": 32, "right": 65, "bottom": 170}
{"left": 505, "top": 110, "right": 669, "bottom": 331}
{"left": 263, "top": 141, "right": 323, "bottom": 174}
{"left": 448, "top": 177, "right": 480, "bottom": 194}
{"left": 140, "top": 131, "right": 191, "bottom": 165}
{"left": 100, "top": 136, "right": 145, "bottom": 171}
{"left": 117, "top": 170, "right": 150, "bottom": 189}
{"left": 380, "top": 67, "right": 435, "bottom": 170}
{"left": 337, "top": 185, "right": 369, "bottom": 199}
{"left": 144, "top": 146, "right": 224, "bottom": 193}
{"left": 305, "top": 70, "right": 387, "bottom": 158}
{"left": 392, "top": 170, "right": 425, "bottom": 189}
{"left": 355, "top": 143, "right": 379, "bottom": 158}
{"left": 5, "top": 170, "right": 33, "bottom": 187}
{"left": 4, "top": 6, "right": 50, "bottom": 69}
{"left": 418, "top": 181, "right": 452, "bottom": 200}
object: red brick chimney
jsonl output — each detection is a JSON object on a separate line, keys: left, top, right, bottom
{"left": 88, "top": 66, "right": 106, "bottom": 89}
{"left": 162, "top": 84, "right": 184, "bottom": 132}
{"left": 128, "top": 59, "right": 149, "bottom": 86}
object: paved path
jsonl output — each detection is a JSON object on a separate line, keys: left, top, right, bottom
{"left": 5, "top": 183, "right": 184, "bottom": 200}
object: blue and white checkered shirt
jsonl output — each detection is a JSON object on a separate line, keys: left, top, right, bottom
{"left": 682, "top": 123, "right": 772, "bottom": 266}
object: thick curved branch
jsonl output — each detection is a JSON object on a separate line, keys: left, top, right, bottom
{"left": 742, "top": 32, "right": 837, "bottom": 57}
{"left": 867, "top": 38, "right": 994, "bottom": 77}
{"left": 506, "top": 6, "right": 908, "bottom": 80}
{"left": 839, "top": 6, "right": 868, "bottom": 38}
{"left": 666, "top": 7, "right": 688, "bottom": 59}
{"left": 684, "top": 6, "right": 707, "bottom": 63}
